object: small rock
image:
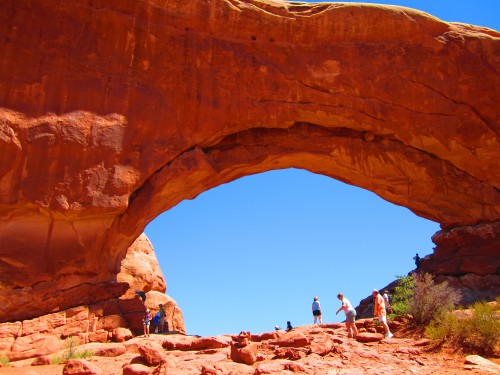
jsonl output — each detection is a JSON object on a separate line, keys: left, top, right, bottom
{"left": 355, "top": 332, "right": 384, "bottom": 343}
{"left": 200, "top": 364, "right": 222, "bottom": 375}
{"left": 122, "top": 363, "right": 150, "bottom": 375}
{"left": 464, "top": 355, "right": 500, "bottom": 373}
{"left": 414, "top": 339, "right": 431, "bottom": 347}
{"left": 31, "top": 355, "right": 51, "bottom": 366}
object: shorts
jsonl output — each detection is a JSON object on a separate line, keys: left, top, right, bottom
{"left": 378, "top": 315, "right": 387, "bottom": 324}
{"left": 143, "top": 321, "right": 151, "bottom": 326}
{"left": 346, "top": 310, "right": 356, "bottom": 323}
{"left": 313, "top": 310, "right": 322, "bottom": 316}
{"left": 159, "top": 317, "right": 165, "bottom": 325}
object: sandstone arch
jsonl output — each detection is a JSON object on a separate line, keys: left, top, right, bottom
{"left": 0, "top": 0, "right": 498, "bottom": 323}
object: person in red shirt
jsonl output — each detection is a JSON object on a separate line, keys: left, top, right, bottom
{"left": 372, "top": 289, "right": 393, "bottom": 338}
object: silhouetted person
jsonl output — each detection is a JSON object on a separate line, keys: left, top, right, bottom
{"left": 413, "top": 253, "right": 421, "bottom": 269}
{"left": 135, "top": 290, "right": 146, "bottom": 304}
{"left": 286, "top": 321, "right": 293, "bottom": 331}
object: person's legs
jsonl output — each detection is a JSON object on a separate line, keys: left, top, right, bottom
{"left": 378, "top": 315, "right": 392, "bottom": 337}
{"left": 345, "top": 321, "right": 352, "bottom": 337}
{"left": 352, "top": 321, "right": 358, "bottom": 337}
{"left": 319, "top": 314, "right": 322, "bottom": 324}
{"left": 159, "top": 317, "right": 164, "bottom": 333}
{"left": 143, "top": 323, "right": 147, "bottom": 337}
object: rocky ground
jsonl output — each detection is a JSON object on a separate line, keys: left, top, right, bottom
{"left": 1, "top": 319, "right": 499, "bottom": 375}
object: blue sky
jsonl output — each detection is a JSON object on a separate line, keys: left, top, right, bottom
{"left": 145, "top": 1, "right": 499, "bottom": 337}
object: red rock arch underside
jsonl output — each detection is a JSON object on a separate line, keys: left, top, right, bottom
{"left": 0, "top": 0, "right": 499, "bottom": 325}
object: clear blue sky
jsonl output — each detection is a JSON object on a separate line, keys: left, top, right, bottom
{"left": 145, "top": 1, "right": 499, "bottom": 337}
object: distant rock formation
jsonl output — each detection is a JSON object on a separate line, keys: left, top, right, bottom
{"left": 0, "top": 0, "right": 498, "bottom": 329}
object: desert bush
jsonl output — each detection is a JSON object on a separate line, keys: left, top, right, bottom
{"left": 426, "top": 301, "right": 500, "bottom": 356}
{"left": 409, "top": 273, "right": 461, "bottom": 324}
{"left": 50, "top": 336, "right": 93, "bottom": 364}
{"left": 391, "top": 273, "right": 461, "bottom": 324}
{"left": 0, "top": 354, "right": 9, "bottom": 367}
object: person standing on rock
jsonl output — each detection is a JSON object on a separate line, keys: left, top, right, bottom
{"left": 335, "top": 293, "right": 358, "bottom": 338}
{"left": 312, "top": 296, "right": 322, "bottom": 324}
{"left": 143, "top": 308, "right": 153, "bottom": 337}
{"left": 383, "top": 290, "right": 393, "bottom": 314}
{"left": 413, "top": 253, "right": 421, "bottom": 269}
{"left": 372, "top": 289, "right": 393, "bottom": 338}
{"left": 158, "top": 303, "right": 167, "bottom": 333}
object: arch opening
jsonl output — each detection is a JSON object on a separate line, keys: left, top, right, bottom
{"left": 145, "top": 168, "right": 440, "bottom": 336}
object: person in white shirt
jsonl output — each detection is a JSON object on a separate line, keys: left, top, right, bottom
{"left": 336, "top": 293, "right": 358, "bottom": 338}
{"left": 312, "top": 296, "right": 322, "bottom": 324}
{"left": 382, "top": 290, "right": 393, "bottom": 314}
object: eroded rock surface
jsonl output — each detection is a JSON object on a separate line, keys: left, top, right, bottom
{"left": 0, "top": 323, "right": 495, "bottom": 374}
{"left": 0, "top": 0, "right": 498, "bottom": 324}
{"left": 0, "top": 235, "right": 184, "bottom": 362}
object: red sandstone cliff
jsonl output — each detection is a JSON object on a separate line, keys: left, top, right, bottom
{"left": 0, "top": 0, "right": 498, "bottom": 329}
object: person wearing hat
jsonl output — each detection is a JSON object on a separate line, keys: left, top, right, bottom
{"left": 158, "top": 303, "right": 166, "bottom": 333}
{"left": 372, "top": 289, "right": 393, "bottom": 338}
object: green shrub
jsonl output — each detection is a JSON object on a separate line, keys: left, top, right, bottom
{"left": 391, "top": 275, "right": 414, "bottom": 315}
{"left": 74, "top": 350, "right": 93, "bottom": 359}
{"left": 50, "top": 336, "right": 93, "bottom": 364}
{"left": 0, "top": 354, "right": 9, "bottom": 367}
{"left": 426, "top": 311, "right": 458, "bottom": 341}
{"left": 426, "top": 301, "right": 500, "bottom": 356}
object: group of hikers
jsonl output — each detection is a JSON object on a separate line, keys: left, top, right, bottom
{"left": 311, "top": 289, "right": 394, "bottom": 339}
{"left": 135, "top": 290, "right": 168, "bottom": 337}
{"left": 142, "top": 303, "right": 167, "bottom": 337}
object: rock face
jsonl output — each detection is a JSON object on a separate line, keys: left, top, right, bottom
{"left": 0, "top": 0, "right": 499, "bottom": 324}
{"left": 0, "top": 234, "right": 184, "bottom": 362}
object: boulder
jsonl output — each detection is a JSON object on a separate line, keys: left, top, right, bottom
{"left": 230, "top": 342, "right": 259, "bottom": 365}
{"left": 63, "top": 359, "right": 101, "bottom": 375}
{"left": 310, "top": 334, "right": 335, "bottom": 356}
{"left": 138, "top": 341, "right": 168, "bottom": 366}
{"left": 112, "top": 328, "right": 133, "bottom": 343}
{"left": 270, "top": 331, "right": 310, "bottom": 348}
